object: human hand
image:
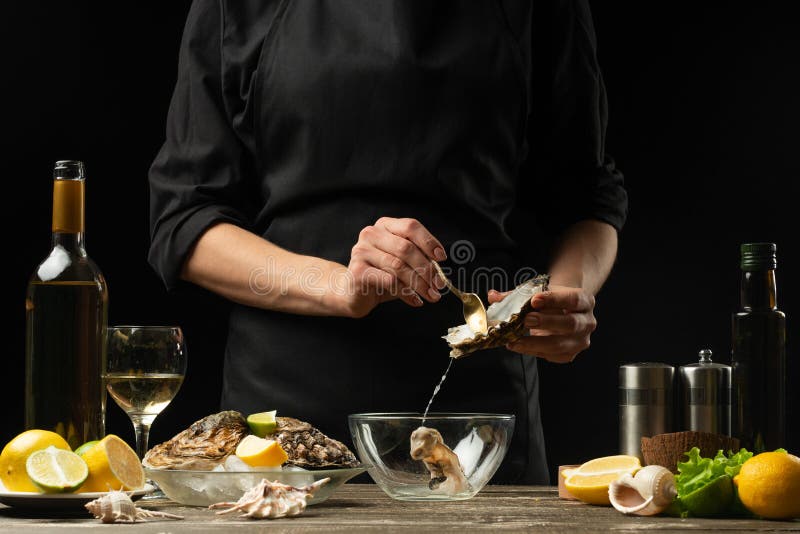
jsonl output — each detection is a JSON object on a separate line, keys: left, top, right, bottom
{"left": 488, "top": 285, "right": 597, "bottom": 363}
{"left": 345, "top": 217, "right": 446, "bottom": 317}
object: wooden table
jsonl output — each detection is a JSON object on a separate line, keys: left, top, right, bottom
{"left": 1, "top": 485, "right": 798, "bottom": 533}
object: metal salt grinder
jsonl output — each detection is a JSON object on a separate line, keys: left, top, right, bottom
{"left": 679, "top": 349, "right": 732, "bottom": 436}
{"left": 619, "top": 363, "right": 675, "bottom": 460}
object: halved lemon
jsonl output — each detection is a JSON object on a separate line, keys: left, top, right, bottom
{"left": 25, "top": 446, "right": 88, "bottom": 493}
{"left": 563, "top": 455, "right": 641, "bottom": 505}
{"left": 78, "top": 435, "right": 144, "bottom": 492}
{"left": 235, "top": 435, "right": 288, "bottom": 468}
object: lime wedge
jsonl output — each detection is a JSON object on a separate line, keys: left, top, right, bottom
{"left": 25, "top": 446, "right": 88, "bottom": 493}
{"left": 74, "top": 440, "right": 100, "bottom": 456}
{"left": 247, "top": 410, "right": 277, "bottom": 438}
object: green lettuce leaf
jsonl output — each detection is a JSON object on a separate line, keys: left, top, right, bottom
{"left": 676, "top": 447, "right": 753, "bottom": 496}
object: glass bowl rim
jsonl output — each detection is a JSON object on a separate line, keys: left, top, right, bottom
{"left": 348, "top": 412, "right": 515, "bottom": 421}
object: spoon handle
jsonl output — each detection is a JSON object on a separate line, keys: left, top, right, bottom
{"left": 431, "top": 261, "right": 463, "bottom": 299}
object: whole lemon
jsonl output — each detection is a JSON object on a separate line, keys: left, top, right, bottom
{"left": 734, "top": 451, "right": 800, "bottom": 519}
{"left": 0, "top": 430, "right": 71, "bottom": 492}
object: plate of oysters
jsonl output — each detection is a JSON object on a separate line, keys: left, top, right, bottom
{"left": 143, "top": 411, "right": 366, "bottom": 507}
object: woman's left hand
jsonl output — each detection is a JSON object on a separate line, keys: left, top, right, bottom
{"left": 488, "top": 285, "right": 597, "bottom": 364}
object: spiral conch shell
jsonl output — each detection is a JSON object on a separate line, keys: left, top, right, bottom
{"left": 85, "top": 489, "right": 184, "bottom": 523}
{"left": 209, "top": 478, "right": 329, "bottom": 519}
{"left": 608, "top": 465, "right": 677, "bottom": 516}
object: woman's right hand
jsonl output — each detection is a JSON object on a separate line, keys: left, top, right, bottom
{"left": 343, "top": 217, "right": 447, "bottom": 317}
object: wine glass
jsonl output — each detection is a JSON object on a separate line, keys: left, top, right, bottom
{"left": 104, "top": 326, "right": 187, "bottom": 460}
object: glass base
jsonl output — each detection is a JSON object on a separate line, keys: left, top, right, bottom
{"left": 141, "top": 481, "right": 166, "bottom": 501}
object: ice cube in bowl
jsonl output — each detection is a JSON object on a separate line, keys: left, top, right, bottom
{"left": 348, "top": 413, "right": 514, "bottom": 501}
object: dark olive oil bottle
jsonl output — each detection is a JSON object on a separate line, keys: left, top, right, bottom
{"left": 731, "top": 243, "right": 786, "bottom": 452}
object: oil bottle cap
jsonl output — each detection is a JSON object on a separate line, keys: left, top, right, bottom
{"left": 740, "top": 242, "right": 776, "bottom": 271}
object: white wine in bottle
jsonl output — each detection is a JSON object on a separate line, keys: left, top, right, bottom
{"left": 25, "top": 161, "right": 108, "bottom": 449}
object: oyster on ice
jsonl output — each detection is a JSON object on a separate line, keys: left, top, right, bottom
{"left": 143, "top": 411, "right": 249, "bottom": 470}
{"left": 443, "top": 275, "right": 549, "bottom": 358}
{"left": 143, "top": 411, "right": 360, "bottom": 470}
{"left": 274, "top": 417, "right": 360, "bottom": 469}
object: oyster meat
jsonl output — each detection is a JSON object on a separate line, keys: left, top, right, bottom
{"left": 443, "top": 275, "right": 549, "bottom": 358}
{"left": 143, "top": 411, "right": 249, "bottom": 470}
{"left": 274, "top": 417, "right": 360, "bottom": 469}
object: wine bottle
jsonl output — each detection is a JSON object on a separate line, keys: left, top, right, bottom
{"left": 25, "top": 161, "right": 108, "bottom": 449}
{"left": 731, "top": 242, "right": 786, "bottom": 453}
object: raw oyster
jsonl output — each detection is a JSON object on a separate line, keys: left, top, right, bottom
{"left": 143, "top": 411, "right": 249, "bottom": 470}
{"left": 143, "top": 411, "right": 360, "bottom": 470}
{"left": 410, "top": 426, "right": 469, "bottom": 495}
{"left": 274, "top": 417, "right": 360, "bottom": 469}
{"left": 443, "top": 275, "right": 549, "bottom": 358}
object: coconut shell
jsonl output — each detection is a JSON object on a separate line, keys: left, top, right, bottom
{"left": 640, "top": 431, "right": 740, "bottom": 473}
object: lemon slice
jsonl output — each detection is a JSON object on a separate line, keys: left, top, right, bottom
{"left": 235, "top": 435, "right": 288, "bottom": 467}
{"left": 247, "top": 411, "right": 278, "bottom": 438}
{"left": 25, "top": 446, "right": 88, "bottom": 493}
{"left": 79, "top": 435, "right": 145, "bottom": 492}
{"left": 564, "top": 455, "right": 641, "bottom": 505}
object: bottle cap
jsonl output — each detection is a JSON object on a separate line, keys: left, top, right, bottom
{"left": 740, "top": 242, "right": 776, "bottom": 271}
{"left": 53, "top": 160, "right": 85, "bottom": 181}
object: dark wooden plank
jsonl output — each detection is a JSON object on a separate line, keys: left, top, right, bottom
{"left": 0, "top": 486, "right": 798, "bottom": 533}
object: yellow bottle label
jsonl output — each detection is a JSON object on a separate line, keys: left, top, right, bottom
{"left": 52, "top": 179, "right": 84, "bottom": 233}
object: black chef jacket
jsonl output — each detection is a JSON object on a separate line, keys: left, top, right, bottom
{"left": 148, "top": 0, "right": 628, "bottom": 484}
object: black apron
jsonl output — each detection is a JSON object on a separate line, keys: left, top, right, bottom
{"left": 217, "top": 0, "right": 548, "bottom": 484}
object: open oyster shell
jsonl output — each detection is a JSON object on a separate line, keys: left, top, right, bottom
{"left": 443, "top": 275, "right": 549, "bottom": 358}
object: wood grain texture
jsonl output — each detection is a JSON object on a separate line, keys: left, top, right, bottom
{"left": 1, "top": 485, "right": 799, "bottom": 533}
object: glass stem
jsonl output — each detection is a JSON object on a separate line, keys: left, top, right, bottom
{"left": 131, "top": 416, "right": 155, "bottom": 459}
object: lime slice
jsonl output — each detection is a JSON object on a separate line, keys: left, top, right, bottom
{"left": 25, "top": 446, "right": 88, "bottom": 493}
{"left": 680, "top": 474, "right": 734, "bottom": 517}
{"left": 74, "top": 440, "right": 100, "bottom": 456}
{"left": 247, "top": 410, "right": 277, "bottom": 437}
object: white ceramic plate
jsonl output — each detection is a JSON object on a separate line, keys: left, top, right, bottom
{"left": 0, "top": 483, "right": 155, "bottom": 510}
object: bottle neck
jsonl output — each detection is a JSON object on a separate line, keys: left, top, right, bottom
{"left": 740, "top": 269, "right": 777, "bottom": 311}
{"left": 52, "top": 232, "right": 86, "bottom": 253}
{"left": 51, "top": 177, "right": 85, "bottom": 253}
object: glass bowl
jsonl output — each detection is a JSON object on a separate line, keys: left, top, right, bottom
{"left": 348, "top": 413, "right": 514, "bottom": 501}
{"left": 145, "top": 465, "right": 366, "bottom": 506}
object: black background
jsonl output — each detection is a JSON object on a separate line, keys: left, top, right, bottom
{"left": 2, "top": 2, "right": 798, "bottom": 483}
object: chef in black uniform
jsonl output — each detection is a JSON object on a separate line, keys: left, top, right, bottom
{"left": 148, "top": 0, "right": 627, "bottom": 484}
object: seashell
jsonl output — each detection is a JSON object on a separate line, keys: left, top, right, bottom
{"left": 85, "top": 489, "right": 184, "bottom": 523}
{"left": 443, "top": 275, "right": 549, "bottom": 358}
{"left": 608, "top": 465, "right": 677, "bottom": 516}
{"left": 209, "top": 477, "right": 329, "bottom": 519}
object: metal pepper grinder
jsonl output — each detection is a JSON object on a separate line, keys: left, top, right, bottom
{"left": 679, "top": 349, "right": 732, "bottom": 436}
{"left": 619, "top": 363, "right": 675, "bottom": 460}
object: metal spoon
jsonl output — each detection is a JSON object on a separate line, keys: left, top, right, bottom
{"left": 432, "top": 261, "right": 488, "bottom": 335}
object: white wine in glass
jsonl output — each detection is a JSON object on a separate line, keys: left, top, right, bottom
{"left": 104, "top": 326, "right": 187, "bottom": 460}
